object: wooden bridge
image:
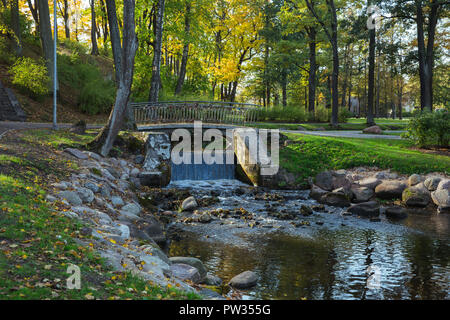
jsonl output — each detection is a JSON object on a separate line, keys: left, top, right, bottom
{"left": 131, "top": 101, "right": 260, "bottom": 126}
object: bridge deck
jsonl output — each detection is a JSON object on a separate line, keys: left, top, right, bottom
{"left": 137, "top": 123, "right": 243, "bottom": 131}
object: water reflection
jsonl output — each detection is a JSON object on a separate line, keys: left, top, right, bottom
{"left": 169, "top": 221, "right": 450, "bottom": 300}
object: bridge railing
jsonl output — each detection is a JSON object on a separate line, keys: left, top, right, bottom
{"left": 131, "top": 101, "right": 260, "bottom": 125}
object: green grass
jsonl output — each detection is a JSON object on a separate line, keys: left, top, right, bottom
{"left": 0, "top": 130, "right": 201, "bottom": 300}
{"left": 280, "top": 133, "right": 450, "bottom": 187}
{"left": 249, "top": 121, "right": 407, "bottom": 131}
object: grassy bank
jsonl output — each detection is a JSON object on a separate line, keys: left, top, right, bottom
{"left": 250, "top": 121, "right": 408, "bottom": 131}
{"left": 280, "top": 133, "right": 450, "bottom": 187}
{"left": 0, "top": 129, "right": 199, "bottom": 300}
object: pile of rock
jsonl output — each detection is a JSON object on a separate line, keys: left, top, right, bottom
{"left": 46, "top": 148, "right": 226, "bottom": 297}
{"left": 310, "top": 168, "right": 449, "bottom": 218}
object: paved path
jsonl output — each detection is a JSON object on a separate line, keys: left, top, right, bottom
{"left": 1, "top": 121, "right": 404, "bottom": 141}
{"left": 282, "top": 129, "right": 404, "bottom": 140}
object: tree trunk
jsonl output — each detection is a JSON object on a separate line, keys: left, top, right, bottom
{"left": 63, "top": 0, "right": 70, "bottom": 39}
{"left": 27, "top": 0, "right": 39, "bottom": 35}
{"left": 416, "top": 1, "right": 439, "bottom": 112}
{"left": 329, "top": 0, "right": 339, "bottom": 127}
{"left": 175, "top": 1, "right": 191, "bottom": 95}
{"left": 105, "top": 0, "right": 121, "bottom": 84}
{"left": 38, "top": 0, "right": 54, "bottom": 84}
{"left": 149, "top": 0, "right": 165, "bottom": 102}
{"left": 281, "top": 69, "right": 287, "bottom": 107}
{"left": 88, "top": 0, "right": 138, "bottom": 157}
{"left": 367, "top": 4, "right": 376, "bottom": 126}
{"left": 11, "top": 0, "right": 22, "bottom": 56}
{"left": 90, "top": 0, "right": 99, "bottom": 55}
{"left": 308, "top": 27, "right": 316, "bottom": 114}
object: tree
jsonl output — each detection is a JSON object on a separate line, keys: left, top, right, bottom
{"left": 38, "top": 0, "right": 55, "bottom": 84}
{"left": 88, "top": 0, "right": 138, "bottom": 156}
{"left": 148, "top": 0, "right": 165, "bottom": 102}
{"left": 367, "top": 1, "right": 376, "bottom": 125}
{"left": 90, "top": 0, "right": 99, "bottom": 55}
{"left": 10, "top": 0, "right": 22, "bottom": 56}
{"left": 58, "top": 0, "right": 71, "bottom": 39}
{"left": 175, "top": 0, "right": 191, "bottom": 96}
{"left": 305, "top": 0, "right": 340, "bottom": 126}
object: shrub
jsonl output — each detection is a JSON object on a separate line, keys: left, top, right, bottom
{"left": 58, "top": 53, "right": 115, "bottom": 115}
{"left": 256, "top": 105, "right": 308, "bottom": 123}
{"left": 9, "top": 57, "right": 49, "bottom": 98}
{"left": 78, "top": 80, "right": 115, "bottom": 115}
{"left": 403, "top": 110, "right": 450, "bottom": 147}
{"left": 338, "top": 108, "right": 353, "bottom": 123}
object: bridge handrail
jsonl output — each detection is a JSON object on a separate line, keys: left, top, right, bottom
{"left": 130, "top": 101, "right": 261, "bottom": 109}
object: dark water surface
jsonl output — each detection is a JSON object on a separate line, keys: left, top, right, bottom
{"left": 167, "top": 181, "right": 450, "bottom": 300}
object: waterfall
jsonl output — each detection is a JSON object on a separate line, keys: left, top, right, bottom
{"left": 171, "top": 152, "right": 235, "bottom": 181}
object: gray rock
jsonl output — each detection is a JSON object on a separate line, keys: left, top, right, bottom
{"left": 170, "top": 263, "right": 202, "bottom": 283}
{"left": 101, "top": 168, "right": 116, "bottom": 181}
{"left": 106, "top": 167, "right": 120, "bottom": 179}
{"left": 45, "top": 194, "right": 57, "bottom": 202}
{"left": 169, "top": 257, "right": 207, "bottom": 279}
{"left": 100, "top": 185, "right": 111, "bottom": 199}
{"left": 351, "top": 186, "right": 374, "bottom": 203}
{"left": 375, "top": 181, "right": 407, "bottom": 199}
{"left": 300, "top": 205, "right": 313, "bottom": 216}
{"left": 58, "top": 191, "right": 82, "bottom": 206}
{"left": 333, "top": 186, "right": 353, "bottom": 199}
{"left": 358, "top": 177, "right": 382, "bottom": 189}
{"left": 85, "top": 151, "right": 103, "bottom": 162}
{"left": 319, "top": 192, "right": 351, "bottom": 208}
{"left": 198, "top": 214, "right": 212, "bottom": 223}
{"left": 347, "top": 201, "right": 380, "bottom": 218}
{"left": 121, "top": 203, "right": 141, "bottom": 216}
{"left": 315, "top": 171, "right": 334, "bottom": 191}
{"left": 424, "top": 177, "right": 442, "bottom": 191}
{"left": 84, "top": 181, "right": 100, "bottom": 193}
{"left": 130, "top": 168, "right": 140, "bottom": 177}
{"left": 229, "top": 271, "right": 258, "bottom": 289}
{"left": 111, "top": 196, "right": 125, "bottom": 208}
{"left": 408, "top": 174, "right": 423, "bottom": 187}
{"left": 309, "top": 185, "right": 328, "bottom": 201}
{"left": 431, "top": 189, "right": 450, "bottom": 208}
{"left": 385, "top": 206, "right": 408, "bottom": 219}
{"left": 77, "top": 187, "right": 95, "bottom": 204}
{"left": 64, "top": 148, "right": 88, "bottom": 160}
{"left": 182, "top": 196, "right": 198, "bottom": 211}
{"left": 437, "top": 179, "right": 450, "bottom": 191}
{"left": 62, "top": 211, "right": 79, "bottom": 219}
{"left": 51, "top": 181, "right": 71, "bottom": 190}
{"left": 402, "top": 183, "right": 431, "bottom": 207}
{"left": 202, "top": 273, "right": 222, "bottom": 286}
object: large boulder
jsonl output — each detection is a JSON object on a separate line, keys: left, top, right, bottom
{"left": 358, "top": 177, "right": 382, "bottom": 190}
{"left": 431, "top": 189, "right": 450, "bottom": 210}
{"left": 229, "top": 271, "right": 258, "bottom": 289}
{"left": 347, "top": 201, "right": 380, "bottom": 218}
{"left": 170, "top": 263, "right": 202, "bottom": 283}
{"left": 437, "top": 179, "right": 450, "bottom": 191}
{"left": 375, "top": 180, "right": 407, "bottom": 199}
{"left": 402, "top": 183, "right": 431, "bottom": 207}
{"left": 169, "top": 257, "right": 207, "bottom": 279}
{"left": 315, "top": 171, "right": 334, "bottom": 191}
{"left": 408, "top": 174, "right": 423, "bottom": 187}
{"left": 385, "top": 206, "right": 408, "bottom": 220}
{"left": 424, "top": 177, "right": 442, "bottom": 191}
{"left": 363, "top": 125, "right": 382, "bottom": 134}
{"left": 351, "top": 186, "right": 374, "bottom": 203}
{"left": 309, "top": 185, "right": 328, "bottom": 201}
{"left": 64, "top": 148, "right": 88, "bottom": 160}
{"left": 319, "top": 192, "right": 351, "bottom": 208}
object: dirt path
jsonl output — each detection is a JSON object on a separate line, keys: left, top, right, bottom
{"left": 0, "top": 121, "right": 103, "bottom": 139}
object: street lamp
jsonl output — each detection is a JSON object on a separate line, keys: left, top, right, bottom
{"left": 52, "top": 0, "right": 58, "bottom": 130}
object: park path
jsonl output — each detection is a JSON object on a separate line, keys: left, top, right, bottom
{"left": 0, "top": 121, "right": 404, "bottom": 141}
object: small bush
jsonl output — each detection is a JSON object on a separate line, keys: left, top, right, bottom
{"left": 403, "top": 110, "right": 450, "bottom": 147}
{"left": 257, "top": 105, "right": 308, "bottom": 122}
{"left": 9, "top": 57, "right": 49, "bottom": 98}
{"left": 338, "top": 108, "right": 353, "bottom": 123}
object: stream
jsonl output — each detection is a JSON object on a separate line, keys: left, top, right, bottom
{"left": 164, "top": 180, "right": 450, "bottom": 300}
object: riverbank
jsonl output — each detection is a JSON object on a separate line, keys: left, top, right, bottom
{"left": 1, "top": 128, "right": 449, "bottom": 300}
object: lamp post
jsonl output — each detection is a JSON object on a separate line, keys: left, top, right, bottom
{"left": 52, "top": 0, "right": 58, "bottom": 130}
